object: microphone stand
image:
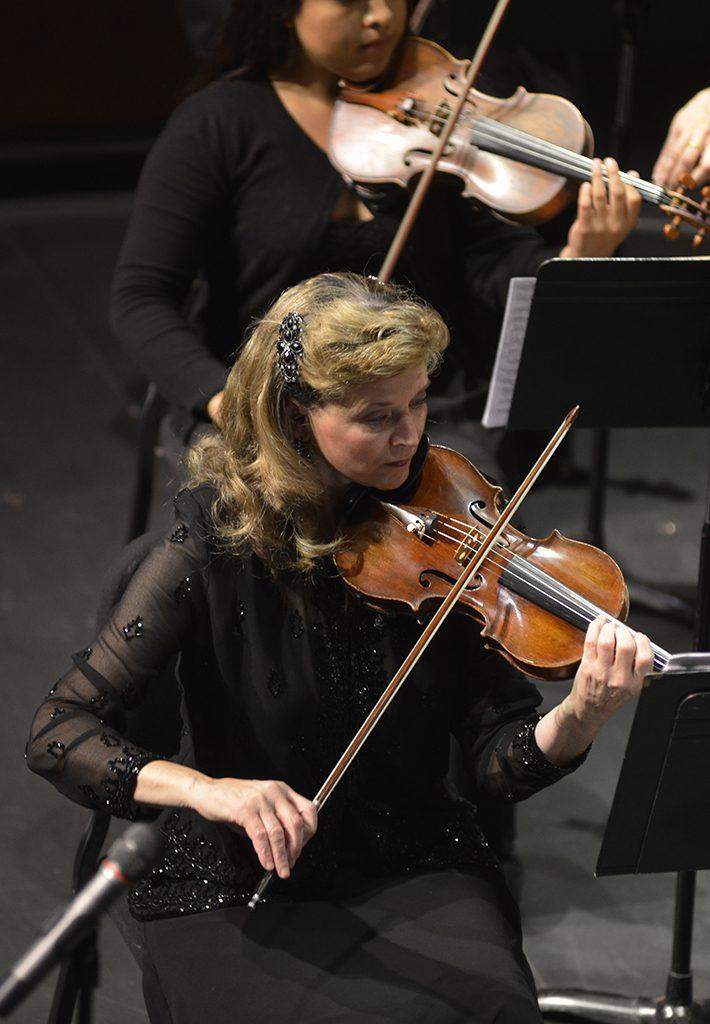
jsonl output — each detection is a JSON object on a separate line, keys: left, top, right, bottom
{"left": 0, "top": 822, "right": 160, "bottom": 1022}
{"left": 47, "top": 813, "right": 109, "bottom": 1024}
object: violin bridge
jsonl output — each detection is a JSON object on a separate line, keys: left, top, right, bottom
{"left": 454, "top": 527, "right": 478, "bottom": 565}
{"left": 430, "top": 101, "right": 451, "bottom": 137}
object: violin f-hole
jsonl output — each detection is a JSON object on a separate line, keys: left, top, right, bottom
{"left": 443, "top": 73, "right": 475, "bottom": 107}
{"left": 468, "top": 499, "right": 511, "bottom": 548}
{"left": 403, "top": 144, "right": 455, "bottom": 167}
{"left": 469, "top": 499, "right": 494, "bottom": 532}
{"left": 420, "top": 568, "right": 484, "bottom": 591}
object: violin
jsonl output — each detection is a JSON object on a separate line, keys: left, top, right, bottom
{"left": 329, "top": 36, "right": 710, "bottom": 247}
{"left": 335, "top": 444, "right": 671, "bottom": 681}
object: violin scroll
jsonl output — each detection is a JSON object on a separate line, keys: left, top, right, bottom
{"left": 662, "top": 175, "right": 710, "bottom": 247}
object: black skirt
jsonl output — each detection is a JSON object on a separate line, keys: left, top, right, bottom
{"left": 141, "top": 869, "right": 542, "bottom": 1023}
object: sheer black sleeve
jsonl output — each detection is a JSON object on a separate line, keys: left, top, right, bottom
{"left": 110, "top": 91, "right": 232, "bottom": 413}
{"left": 451, "top": 644, "right": 587, "bottom": 804}
{"left": 26, "top": 495, "right": 210, "bottom": 820}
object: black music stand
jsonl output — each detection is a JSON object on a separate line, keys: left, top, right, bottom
{"left": 484, "top": 255, "right": 710, "bottom": 617}
{"left": 481, "top": 255, "right": 710, "bottom": 1022}
{"left": 538, "top": 663, "right": 710, "bottom": 1023}
{"left": 493, "top": 257, "right": 710, "bottom": 433}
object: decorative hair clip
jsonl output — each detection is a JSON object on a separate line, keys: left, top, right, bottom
{"left": 276, "top": 312, "right": 304, "bottom": 387}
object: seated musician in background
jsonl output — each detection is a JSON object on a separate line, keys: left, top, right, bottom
{"left": 111, "top": 0, "right": 641, "bottom": 485}
{"left": 653, "top": 87, "right": 710, "bottom": 188}
{"left": 28, "top": 272, "right": 653, "bottom": 1024}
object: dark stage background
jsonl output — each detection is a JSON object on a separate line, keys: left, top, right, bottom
{"left": 2, "top": 2, "right": 710, "bottom": 1021}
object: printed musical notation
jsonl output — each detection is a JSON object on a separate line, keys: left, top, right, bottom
{"left": 482, "top": 277, "right": 536, "bottom": 429}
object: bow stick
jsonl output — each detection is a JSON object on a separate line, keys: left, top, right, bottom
{"left": 408, "top": 0, "right": 437, "bottom": 35}
{"left": 248, "top": 406, "right": 579, "bottom": 908}
{"left": 378, "top": 0, "right": 512, "bottom": 282}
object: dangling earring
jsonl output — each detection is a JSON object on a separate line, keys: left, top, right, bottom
{"left": 293, "top": 438, "right": 312, "bottom": 461}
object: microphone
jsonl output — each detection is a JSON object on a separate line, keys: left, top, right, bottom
{"left": 0, "top": 822, "right": 162, "bottom": 1017}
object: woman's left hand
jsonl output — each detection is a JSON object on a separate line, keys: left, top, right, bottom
{"left": 564, "top": 617, "right": 653, "bottom": 730}
{"left": 559, "top": 157, "right": 641, "bottom": 258}
{"left": 535, "top": 617, "right": 654, "bottom": 766}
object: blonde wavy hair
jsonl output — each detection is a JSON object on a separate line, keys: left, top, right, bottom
{"left": 187, "top": 272, "right": 449, "bottom": 574}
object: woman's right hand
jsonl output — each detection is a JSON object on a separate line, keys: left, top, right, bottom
{"left": 190, "top": 776, "right": 318, "bottom": 879}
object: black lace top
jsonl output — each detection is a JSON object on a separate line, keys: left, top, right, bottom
{"left": 27, "top": 485, "right": 581, "bottom": 920}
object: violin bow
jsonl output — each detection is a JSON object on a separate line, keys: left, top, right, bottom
{"left": 378, "top": 0, "right": 512, "bottom": 283}
{"left": 408, "top": 0, "right": 437, "bottom": 35}
{"left": 248, "top": 406, "right": 579, "bottom": 908}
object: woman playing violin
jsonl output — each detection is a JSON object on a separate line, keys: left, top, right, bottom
{"left": 111, "top": 0, "right": 640, "bottom": 479}
{"left": 29, "top": 272, "right": 653, "bottom": 1023}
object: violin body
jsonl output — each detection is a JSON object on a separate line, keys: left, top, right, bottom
{"left": 336, "top": 445, "right": 629, "bottom": 681}
{"left": 330, "top": 36, "right": 593, "bottom": 224}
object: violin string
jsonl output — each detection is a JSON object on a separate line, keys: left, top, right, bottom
{"left": 409, "top": 100, "right": 664, "bottom": 201}
{"left": 438, "top": 512, "right": 613, "bottom": 618}
{"left": 395, "top": 507, "right": 669, "bottom": 668}
{"left": 431, "top": 516, "right": 669, "bottom": 669}
{"left": 433, "top": 516, "right": 603, "bottom": 622}
{"left": 465, "top": 114, "right": 706, "bottom": 215}
{"left": 438, "top": 513, "right": 670, "bottom": 668}
{"left": 470, "top": 118, "right": 663, "bottom": 200}
{"left": 469, "top": 114, "right": 706, "bottom": 213}
{"left": 467, "top": 119, "right": 661, "bottom": 201}
{"left": 406, "top": 100, "right": 675, "bottom": 206}
{"left": 415, "top": 514, "right": 595, "bottom": 620}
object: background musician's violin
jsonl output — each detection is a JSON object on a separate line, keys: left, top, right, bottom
{"left": 335, "top": 445, "right": 671, "bottom": 681}
{"left": 329, "top": 37, "right": 710, "bottom": 247}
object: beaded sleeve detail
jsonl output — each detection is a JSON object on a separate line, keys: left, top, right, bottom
{"left": 26, "top": 499, "right": 208, "bottom": 820}
{"left": 510, "top": 718, "right": 583, "bottom": 779}
{"left": 484, "top": 715, "right": 588, "bottom": 803}
{"left": 102, "top": 743, "right": 161, "bottom": 820}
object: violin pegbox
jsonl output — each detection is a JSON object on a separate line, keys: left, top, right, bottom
{"left": 662, "top": 174, "right": 710, "bottom": 248}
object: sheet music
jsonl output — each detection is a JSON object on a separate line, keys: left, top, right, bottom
{"left": 481, "top": 277, "right": 536, "bottom": 429}
{"left": 664, "top": 652, "right": 710, "bottom": 672}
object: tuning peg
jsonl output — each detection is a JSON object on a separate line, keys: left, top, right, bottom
{"left": 664, "top": 215, "right": 682, "bottom": 241}
{"left": 694, "top": 187, "right": 710, "bottom": 247}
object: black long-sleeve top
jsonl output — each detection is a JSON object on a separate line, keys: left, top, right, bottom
{"left": 27, "top": 479, "right": 582, "bottom": 921}
{"left": 110, "top": 76, "right": 557, "bottom": 418}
